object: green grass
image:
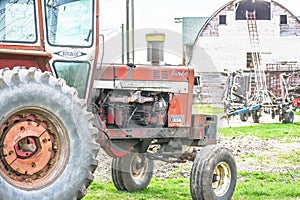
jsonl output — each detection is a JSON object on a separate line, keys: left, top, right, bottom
{"left": 83, "top": 178, "right": 190, "bottom": 200}
{"left": 294, "top": 112, "right": 300, "bottom": 116}
{"left": 234, "top": 171, "right": 300, "bottom": 200}
{"left": 192, "top": 104, "right": 224, "bottom": 115}
{"left": 84, "top": 171, "right": 300, "bottom": 200}
{"left": 240, "top": 149, "right": 300, "bottom": 166}
{"left": 219, "top": 122, "right": 300, "bottom": 141}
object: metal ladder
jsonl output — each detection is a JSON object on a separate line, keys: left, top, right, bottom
{"left": 246, "top": 11, "right": 271, "bottom": 105}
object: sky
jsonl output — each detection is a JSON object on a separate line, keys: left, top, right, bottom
{"left": 99, "top": 0, "right": 300, "bottom": 64}
{"left": 100, "top": 0, "right": 300, "bottom": 33}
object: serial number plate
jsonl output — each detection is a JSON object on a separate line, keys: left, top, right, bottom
{"left": 170, "top": 115, "right": 184, "bottom": 123}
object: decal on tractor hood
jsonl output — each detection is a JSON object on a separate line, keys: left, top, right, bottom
{"left": 170, "top": 115, "right": 184, "bottom": 123}
{"left": 54, "top": 49, "right": 87, "bottom": 59}
{"left": 171, "top": 70, "right": 188, "bottom": 77}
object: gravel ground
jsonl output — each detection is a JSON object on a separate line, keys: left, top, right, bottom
{"left": 94, "top": 114, "right": 300, "bottom": 182}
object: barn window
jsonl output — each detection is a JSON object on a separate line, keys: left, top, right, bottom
{"left": 219, "top": 15, "right": 227, "bottom": 25}
{"left": 246, "top": 52, "right": 253, "bottom": 68}
{"left": 280, "top": 15, "right": 287, "bottom": 24}
{"left": 236, "top": 0, "right": 271, "bottom": 20}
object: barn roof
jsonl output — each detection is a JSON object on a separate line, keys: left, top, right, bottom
{"left": 182, "top": 17, "right": 208, "bottom": 46}
{"left": 195, "top": 0, "right": 300, "bottom": 42}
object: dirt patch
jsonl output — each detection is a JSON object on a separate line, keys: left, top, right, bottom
{"left": 94, "top": 135, "right": 300, "bottom": 182}
{"left": 94, "top": 113, "right": 300, "bottom": 181}
{"left": 219, "top": 136, "right": 300, "bottom": 173}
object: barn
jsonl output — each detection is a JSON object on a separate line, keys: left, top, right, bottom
{"left": 187, "top": 0, "right": 300, "bottom": 104}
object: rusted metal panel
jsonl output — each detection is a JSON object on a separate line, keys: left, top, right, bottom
{"left": 266, "top": 64, "right": 300, "bottom": 97}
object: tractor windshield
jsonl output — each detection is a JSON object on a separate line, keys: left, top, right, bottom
{"left": 0, "top": 0, "right": 37, "bottom": 43}
{"left": 45, "top": 0, "right": 94, "bottom": 47}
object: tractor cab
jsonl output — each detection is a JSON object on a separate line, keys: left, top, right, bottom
{"left": 0, "top": 1, "right": 101, "bottom": 198}
{"left": 0, "top": 0, "right": 99, "bottom": 100}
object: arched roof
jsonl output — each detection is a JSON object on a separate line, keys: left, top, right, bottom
{"left": 194, "top": 0, "right": 300, "bottom": 42}
{"left": 188, "top": 0, "right": 300, "bottom": 66}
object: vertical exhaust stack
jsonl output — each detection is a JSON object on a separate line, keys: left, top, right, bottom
{"left": 146, "top": 33, "right": 165, "bottom": 65}
{"left": 126, "top": 0, "right": 135, "bottom": 65}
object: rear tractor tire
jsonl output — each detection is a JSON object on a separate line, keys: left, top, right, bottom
{"left": 111, "top": 149, "right": 154, "bottom": 192}
{"left": 190, "top": 145, "right": 237, "bottom": 200}
{"left": 0, "top": 67, "right": 99, "bottom": 200}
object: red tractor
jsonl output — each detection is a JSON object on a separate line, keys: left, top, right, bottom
{"left": 0, "top": 1, "right": 236, "bottom": 199}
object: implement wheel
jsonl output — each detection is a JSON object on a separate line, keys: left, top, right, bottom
{"left": 0, "top": 68, "right": 99, "bottom": 200}
{"left": 240, "top": 113, "right": 249, "bottom": 122}
{"left": 252, "top": 111, "right": 260, "bottom": 123}
{"left": 190, "top": 145, "right": 237, "bottom": 200}
{"left": 282, "top": 111, "right": 294, "bottom": 124}
{"left": 111, "top": 149, "right": 154, "bottom": 191}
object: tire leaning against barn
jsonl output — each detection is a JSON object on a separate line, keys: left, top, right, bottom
{"left": 0, "top": 67, "right": 99, "bottom": 200}
{"left": 190, "top": 145, "right": 237, "bottom": 200}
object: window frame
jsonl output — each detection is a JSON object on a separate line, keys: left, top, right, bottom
{"left": 0, "top": 0, "right": 38, "bottom": 44}
{"left": 53, "top": 60, "right": 91, "bottom": 99}
{"left": 280, "top": 15, "right": 288, "bottom": 25}
{"left": 219, "top": 15, "right": 227, "bottom": 25}
{"left": 44, "top": 0, "right": 95, "bottom": 48}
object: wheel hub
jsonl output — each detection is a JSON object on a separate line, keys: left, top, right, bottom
{"left": 131, "top": 154, "right": 148, "bottom": 181}
{"left": 212, "top": 162, "right": 231, "bottom": 197}
{"left": 15, "top": 137, "right": 37, "bottom": 158}
{"left": 3, "top": 121, "right": 52, "bottom": 175}
{"left": 0, "top": 109, "right": 66, "bottom": 190}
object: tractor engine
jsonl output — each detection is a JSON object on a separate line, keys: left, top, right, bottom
{"left": 97, "top": 90, "right": 169, "bottom": 128}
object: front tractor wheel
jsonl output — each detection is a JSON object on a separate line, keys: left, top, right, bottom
{"left": 111, "top": 149, "right": 154, "bottom": 192}
{"left": 190, "top": 145, "right": 237, "bottom": 200}
{"left": 0, "top": 68, "right": 99, "bottom": 200}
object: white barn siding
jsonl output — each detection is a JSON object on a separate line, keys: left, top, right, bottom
{"left": 191, "top": 0, "right": 300, "bottom": 73}
{"left": 189, "top": 0, "right": 300, "bottom": 104}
